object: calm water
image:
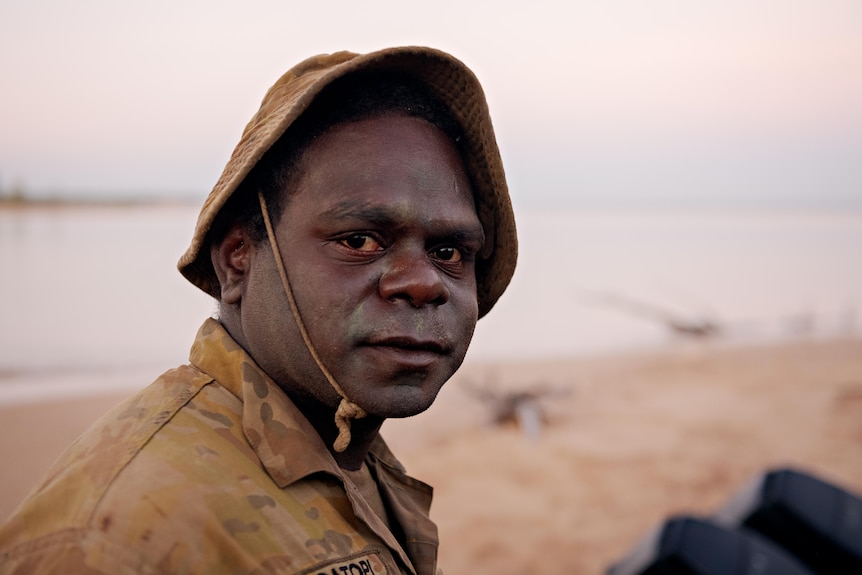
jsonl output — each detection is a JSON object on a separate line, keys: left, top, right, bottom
{"left": 2, "top": 204, "right": 861, "bottom": 402}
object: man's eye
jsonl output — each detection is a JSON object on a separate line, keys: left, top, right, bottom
{"left": 431, "top": 246, "right": 463, "bottom": 263}
{"left": 340, "top": 234, "right": 382, "bottom": 252}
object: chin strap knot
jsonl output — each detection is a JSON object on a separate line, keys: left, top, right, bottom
{"left": 333, "top": 399, "right": 368, "bottom": 453}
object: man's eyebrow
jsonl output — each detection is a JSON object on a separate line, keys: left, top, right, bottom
{"left": 320, "top": 198, "right": 485, "bottom": 243}
{"left": 320, "top": 200, "right": 399, "bottom": 226}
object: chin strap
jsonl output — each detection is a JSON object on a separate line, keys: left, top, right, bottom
{"left": 257, "top": 191, "right": 367, "bottom": 453}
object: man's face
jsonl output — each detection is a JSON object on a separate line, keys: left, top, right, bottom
{"left": 240, "top": 114, "right": 484, "bottom": 419}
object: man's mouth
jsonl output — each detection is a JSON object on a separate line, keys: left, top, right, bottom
{"left": 361, "top": 336, "right": 448, "bottom": 368}
{"left": 368, "top": 336, "right": 446, "bottom": 353}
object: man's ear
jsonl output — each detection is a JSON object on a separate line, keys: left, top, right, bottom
{"left": 211, "top": 224, "right": 252, "bottom": 305}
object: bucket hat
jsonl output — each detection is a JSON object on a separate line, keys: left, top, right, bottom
{"left": 178, "top": 46, "right": 517, "bottom": 318}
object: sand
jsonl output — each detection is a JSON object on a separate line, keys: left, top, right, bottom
{"left": 2, "top": 337, "right": 861, "bottom": 574}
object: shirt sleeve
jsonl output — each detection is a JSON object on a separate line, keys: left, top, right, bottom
{"left": 0, "top": 528, "right": 153, "bottom": 575}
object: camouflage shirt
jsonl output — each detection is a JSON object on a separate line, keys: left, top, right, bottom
{"left": 0, "top": 319, "right": 439, "bottom": 574}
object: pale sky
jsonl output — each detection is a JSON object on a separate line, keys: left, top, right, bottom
{"left": 1, "top": 0, "right": 860, "bottom": 208}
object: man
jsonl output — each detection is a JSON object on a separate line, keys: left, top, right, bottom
{"left": 0, "top": 46, "right": 516, "bottom": 574}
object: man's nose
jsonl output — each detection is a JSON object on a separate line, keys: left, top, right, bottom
{"left": 378, "top": 249, "right": 450, "bottom": 307}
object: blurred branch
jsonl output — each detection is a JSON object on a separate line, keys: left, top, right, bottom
{"left": 578, "top": 289, "right": 722, "bottom": 339}
{"left": 461, "top": 373, "right": 572, "bottom": 441}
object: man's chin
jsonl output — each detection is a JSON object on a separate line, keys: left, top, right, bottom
{"left": 361, "top": 385, "right": 442, "bottom": 419}
{"left": 380, "top": 402, "right": 435, "bottom": 419}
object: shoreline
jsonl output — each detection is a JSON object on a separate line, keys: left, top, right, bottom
{"left": 2, "top": 336, "right": 861, "bottom": 573}
{"left": 0, "top": 332, "right": 852, "bottom": 405}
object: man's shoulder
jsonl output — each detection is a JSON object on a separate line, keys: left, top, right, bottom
{"left": 0, "top": 365, "right": 215, "bottom": 548}
{"left": 0, "top": 365, "right": 403, "bottom": 574}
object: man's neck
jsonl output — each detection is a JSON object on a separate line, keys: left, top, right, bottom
{"left": 331, "top": 416, "right": 386, "bottom": 470}
{"left": 291, "top": 393, "right": 385, "bottom": 470}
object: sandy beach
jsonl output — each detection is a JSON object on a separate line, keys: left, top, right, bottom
{"left": 2, "top": 337, "right": 861, "bottom": 574}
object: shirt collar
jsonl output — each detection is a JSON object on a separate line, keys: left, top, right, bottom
{"left": 188, "top": 318, "right": 337, "bottom": 486}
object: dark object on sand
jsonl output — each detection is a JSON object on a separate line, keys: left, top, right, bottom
{"left": 714, "top": 468, "right": 862, "bottom": 575}
{"left": 606, "top": 516, "right": 813, "bottom": 575}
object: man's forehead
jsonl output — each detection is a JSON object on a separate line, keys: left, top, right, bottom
{"left": 287, "top": 115, "right": 477, "bottom": 210}
{"left": 297, "top": 113, "right": 460, "bottom": 168}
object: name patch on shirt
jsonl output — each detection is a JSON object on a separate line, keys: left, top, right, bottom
{"left": 313, "top": 551, "right": 388, "bottom": 575}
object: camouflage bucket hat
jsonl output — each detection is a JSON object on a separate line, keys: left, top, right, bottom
{"left": 178, "top": 46, "right": 517, "bottom": 318}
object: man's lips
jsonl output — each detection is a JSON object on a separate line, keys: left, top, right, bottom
{"left": 360, "top": 336, "right": 449, "bottom": 367}
{"left": 363, "top": 336, "right": 447, "bottom": 354}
